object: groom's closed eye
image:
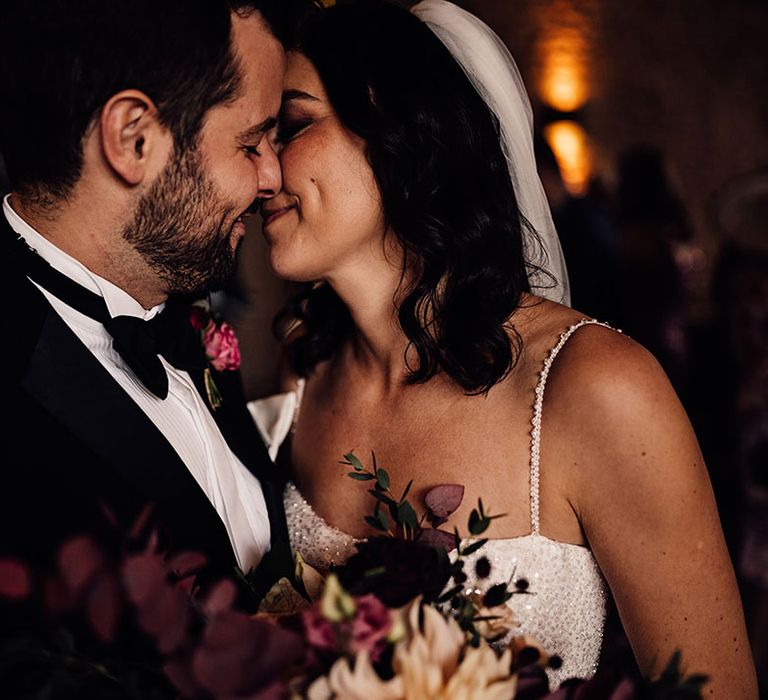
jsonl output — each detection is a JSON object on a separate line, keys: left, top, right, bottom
{"left": 238, "top": 116, "right": 278, "bottom": 154}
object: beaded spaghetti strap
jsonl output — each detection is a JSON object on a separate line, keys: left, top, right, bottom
{"left": 529, "top": 319, "right": 618, "bottom": 534}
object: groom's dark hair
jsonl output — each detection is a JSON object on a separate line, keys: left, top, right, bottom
{"left": 0, "top": 0, "right": 287, "bottom": 206}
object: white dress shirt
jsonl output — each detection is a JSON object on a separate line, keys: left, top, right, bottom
{"left": 3, "top": 194, "right": 270, "bottom": 571}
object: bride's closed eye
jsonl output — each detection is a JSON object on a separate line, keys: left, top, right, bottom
{"left": 277, "top": 116, "right": 313, "bottom": 145}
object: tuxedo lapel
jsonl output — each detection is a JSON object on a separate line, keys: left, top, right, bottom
{"left": 2, "top": 217, "right": 291, "bottom": 600}
{"left": 21, "top": 308, "right": 237, "bottom": 567}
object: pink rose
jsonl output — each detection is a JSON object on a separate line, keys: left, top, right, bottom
{"left": 302, "top": 606, "right": 339, "bottom": 652}
{"left": 350, "top": 594, "right": 392, "bottom": 661}
{"left": 203, "top": 322, "right": 241, "bottom": 372}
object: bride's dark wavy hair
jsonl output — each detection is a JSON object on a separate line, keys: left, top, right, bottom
{"left": 276, "top": 0, "right": 548, "bottom": 394}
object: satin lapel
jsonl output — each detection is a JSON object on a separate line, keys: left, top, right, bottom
{"left": 21, "top": 310, "right": 236, "bottom": 565}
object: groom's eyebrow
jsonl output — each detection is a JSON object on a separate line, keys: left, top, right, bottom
{"left": 237, "top": 116, "right": 278, "bottom": 142}
{"left": 283, "top": 89, "right": 319, "bottom": 102}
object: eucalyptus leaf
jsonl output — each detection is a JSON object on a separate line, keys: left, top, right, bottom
{"left": 376, "top": 468, "right": 390, "bottom": 491}
{"left": 468, "top": 512, "right": 491, "bottom": 535}
{"left": 364, "top": 515, "right": 388, "bottom": 532}
{"left": 368, "top": 489, "right": 397, "bottom": 508}
{"left": 344, "top": 452, "right": 365, "bottom": 471}
{"left": 436, "top": 584, "right": 464, "bottom": 603}
{"left": 348, "top": 472, "right": 375, "bottom": 481}
{"left": 460, "top": 539, "right": 488, "bottom": 556}
{"left": 400, "top": 479, "right": 414, "bottom": 503}
{"left": 397, "top": 501, "right": 419, "bottom": 529}
{"left": 483, "top": 583, "right": 512, "bottom": 608}
{"left": 377, "top": 509, "right": 390, "bottom": 532}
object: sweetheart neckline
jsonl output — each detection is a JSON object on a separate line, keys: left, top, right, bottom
{"left": 285, "top": 481, "right": 592, "bottom": 553}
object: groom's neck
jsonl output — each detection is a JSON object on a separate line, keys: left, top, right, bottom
{"left": 10, "top": 188, "right": 167, "bottom": 310}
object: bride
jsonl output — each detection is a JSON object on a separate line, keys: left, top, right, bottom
{"left": 250, "top": 0, "right": 757, "bottom": 695}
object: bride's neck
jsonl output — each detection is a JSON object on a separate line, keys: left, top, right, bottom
{"left": 328, "top": 261, "right": 413, "bottom": 389}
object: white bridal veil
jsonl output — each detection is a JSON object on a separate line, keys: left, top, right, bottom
{"left": 411, "top": 0, "right": 571, "bottom": 305}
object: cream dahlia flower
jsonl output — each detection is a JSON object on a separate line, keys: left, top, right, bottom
{"left": 308, "top": 597, "right": 518, "bottom": 700}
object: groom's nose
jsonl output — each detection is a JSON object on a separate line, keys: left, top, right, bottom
{"left": 256, "top": 140, "right": 282, "bottom": 199}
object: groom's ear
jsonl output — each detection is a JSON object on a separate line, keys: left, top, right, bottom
{"left": 97, "top": 90, "right": 173, "bottom": 186}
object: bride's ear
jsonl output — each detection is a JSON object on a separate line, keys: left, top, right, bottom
{"left": 97, "top": 90, "right": 172, "bottom": 186}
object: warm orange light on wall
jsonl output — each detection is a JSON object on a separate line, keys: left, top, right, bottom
{"left": 534, "top": 0, "right": 596, "bottom": 196}
{"left": 535, "top": 1, "right": 593, "bottom": 112}
{"left": 543, "top": 120, "right": 592, "bottom": 196}
{"left": 538, "top": 30, "right": 589, "bottom": 112}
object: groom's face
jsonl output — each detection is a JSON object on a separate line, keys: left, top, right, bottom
{"left": 123, "top": 12, "right": 285, "bottom": 296}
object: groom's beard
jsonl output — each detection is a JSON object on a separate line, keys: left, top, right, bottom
{"left": 123, "top": 146, "right": 241, "bottom": 297}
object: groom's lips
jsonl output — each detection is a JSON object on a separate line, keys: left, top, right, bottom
{"left": 262, "top": 205, "right": 295, "bottom": 227}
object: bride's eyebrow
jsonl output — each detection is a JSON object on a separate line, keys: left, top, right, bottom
{"left": 282, "top": 88, "right": 320, "bottom": 103}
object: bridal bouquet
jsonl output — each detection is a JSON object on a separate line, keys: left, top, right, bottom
{"left": 0, "top": 453, "right": 708, "bottom": 699}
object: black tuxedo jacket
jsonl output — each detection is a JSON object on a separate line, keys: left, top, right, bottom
{"left": 0, "top": 219, "right": 292, "bottom": 610}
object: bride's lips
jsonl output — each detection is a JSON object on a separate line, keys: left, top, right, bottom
{"left": 262, "top": 205, "right": 296, "bottom": 227}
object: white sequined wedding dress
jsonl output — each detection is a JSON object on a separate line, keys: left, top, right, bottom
{"left": 249, "top": 319, "right": 610, "bottom": 687}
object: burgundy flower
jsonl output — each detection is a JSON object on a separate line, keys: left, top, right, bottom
{"left": 337, "top": 537, "right": 451, "bottom": 607}
{"left": 303, "top": 605, "right": 339, "bottom": 653}
{"left": 122, "top": 551, "right": 191, "bottom": 654}
{"left": 350, "top": 594, "right": 392, "bottom": 661}
{"left": 191, "top": 610, "right": 304, "bottom": 696}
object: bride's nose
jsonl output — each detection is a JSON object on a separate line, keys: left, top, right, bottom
{"left": 256, "top": 140, "right": 282, "bottom": 199}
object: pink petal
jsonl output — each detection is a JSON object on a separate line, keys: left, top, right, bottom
{"left": 417, "top": 528, "right": 458, "bottom": 552}
{"left": 128, "top": 504, "right": 155, "bottom": 541}
{"left": 86, "top": 573, "right": 121, "bottom": 642}
{"left": 424, "top": 484, "right": 465, "bottom": 518}
{"left": 137, "top": 584, "right": 191, "bottom": 654}
{"left": 58, "top": 536, "right": 104, "bottom": 597}
{"left": 176, "top": 574, "right": 198, "bottom": 597}
{"left": 164, "top": 659, "right": 206, "bottom": 699}
{"left": 122, "top": 552, "right": 168, "bottom": 606}
{"left": 0, "top": 559, "right": 32, "bottom": 599}
{"left": 194, "top": 612, "right": 303, "bottom": 695}
{"left": 169, "top": 551, "right": 208, "bottom": 578}
{"left": 609, "top": 679, "right": 637, "bottom": 700}
{"left": 203, "top": 579, "right": 238, "bottom": 616}
{"left": 44, "top": 575, "right": 73, "bottom": 613}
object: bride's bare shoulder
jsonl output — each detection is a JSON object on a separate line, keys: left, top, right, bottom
{"left": 513, "top": 295, "right": 678, "bottom": 447}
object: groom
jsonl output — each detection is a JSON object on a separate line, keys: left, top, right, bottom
{"left": 0, "top": 0, "right": 294, "bottom": 607}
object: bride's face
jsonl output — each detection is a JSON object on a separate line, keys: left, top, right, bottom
{"left": 262, "top": 51, "right": 387, "bottom": 283}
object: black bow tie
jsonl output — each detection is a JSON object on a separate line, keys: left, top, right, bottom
{"left": 13, "top": 234, "right": 206, "bottom": 399}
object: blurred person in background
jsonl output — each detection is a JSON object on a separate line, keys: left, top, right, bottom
{"left": 615, "top": 145, "right": 693, "bottom": 392}
{"left": 535, "top": 134, "right": 621, "bottom": 325}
